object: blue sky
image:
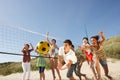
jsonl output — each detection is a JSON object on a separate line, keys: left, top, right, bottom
{"left": 0, "top": 0, "right": 120, "bottom": 63}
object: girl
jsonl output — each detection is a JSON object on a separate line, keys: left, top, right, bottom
{"left": 46, "top": 32, "right": 61, "bottom": 80}
{"left": 90, "top": 31, "right": 112, "bottom": 80}
{"left": 21, "top": 43, "right": 34, "bottom": 80}
{"left": 80, "top": 37, "right": 97, "bottom": 80}
{"left": 36, "top": 49, "right": 47, "bottom": 80}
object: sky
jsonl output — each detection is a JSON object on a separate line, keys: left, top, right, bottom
{"left": 0, "top": 0, "right": 120, "bottom": 63}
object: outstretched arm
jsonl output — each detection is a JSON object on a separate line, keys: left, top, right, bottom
{"left": 60, "top": 60, "right": 73, "bottom": 70}
{"left": 35, "top": 48, "right": 39, "bottom": 54}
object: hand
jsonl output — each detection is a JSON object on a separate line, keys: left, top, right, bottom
{"left": 79, "top": 45, "right": 85, "bottom": 50}
{"left": 78, "top": 46, "right": 82, "bottom": 49}
{"left": 23, "top": 45, "right": 26, "bottom": 49}
{"left": 57, "top": 63, "right": 62, "bottom": 70}
{"left": 23, "top": 47, "right": 26, "bottom": 50}
{"left": 79, "top": 62, "right": 82, "bottom": 67}
{"left": 99, "top": 31, "right": 104, "bottom": 36}
{"left": 60, "top": 67, "right": 66, "bottom": 70}
{"left": 60, "top": 64, "right": 68, "bottom": 70}
{"left": 46, "top": 32, "right": 49, "bottom": 37}
{"left": 29, "top": 43, "right": 32, "bottom": 46}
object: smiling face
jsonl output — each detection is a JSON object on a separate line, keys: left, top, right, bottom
{"left": 83, "top": 38, "right": 88, "bottom": 44}
{"left": 91, "top": 38, "right": 97, "bottom": 45}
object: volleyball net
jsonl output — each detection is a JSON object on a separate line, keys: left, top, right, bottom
{"left": 0, "top": 22, "right": 61, "bottom": 63}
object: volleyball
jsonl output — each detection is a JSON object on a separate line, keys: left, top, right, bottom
{"left": 36, "top": 41, "right": 50, "bottom": 54}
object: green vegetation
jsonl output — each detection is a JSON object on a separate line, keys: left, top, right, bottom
{"left": 104, "top": 36, "right": 120, "bottom": 59}
{"left": 0, "top": 62, "right": 22, "bottom": 75}
{"left": 0, "top": 58, "right": 51, "bottom": 76}
{"left": 0, "top": 35, "right": 120, "bottom": 76}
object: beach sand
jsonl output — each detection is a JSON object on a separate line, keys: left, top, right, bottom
{"left": 0, "top": 58, "right": 120, "bottom": 80}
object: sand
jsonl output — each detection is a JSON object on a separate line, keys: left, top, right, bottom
{"left": 0, "top": 58, "right": 120, "bottom": 80}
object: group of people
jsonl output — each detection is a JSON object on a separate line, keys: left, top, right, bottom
{"left": 21, "top": 31, "right": 112, "bottom": 80}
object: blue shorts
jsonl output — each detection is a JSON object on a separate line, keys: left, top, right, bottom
{"left": 38, "top": 67, "right": 45, "bottom": 73}
{"left": 67, "top": 64, "right": 76, "bottom": 78}
{"left": 99, "top": 60, "right": 108, "bottom": 66}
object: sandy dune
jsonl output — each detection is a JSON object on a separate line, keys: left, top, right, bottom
{"left": 0, "top": 58, "right": 120, "bottom": 80}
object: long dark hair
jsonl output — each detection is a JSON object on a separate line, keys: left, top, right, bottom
{"left": 83, "top": 37, "right": 90, "bottom": 44}
{"left": 90, "top": 35, "right": 100, "bottom": 44}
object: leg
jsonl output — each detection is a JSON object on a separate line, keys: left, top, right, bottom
{"left": 39, "top": 67, "right": 45, "bottom": 80}
{"left": 50, "top": 59, "right": 55, "bottom": 80}
{"left": 77, "top": 62, "right": 87, "bottom": 80}
{"left": 79, "top": 62, "right": 87, "bottom": 80}
{"left": 89, "top": 61, "right": 97, "bottom": 80}
{"left": 69, "top": 77, "right": 76, "bottom": 80}
{"left": 54, "top": 59, "right": 62, "bottom": 80}
{"left": 40, "top": 73, "right": 42, "bottom": 80}
{"left": 43, "top": 72, "right": 45, "bottom": 80}
{"left": 22, "top": 62, "right": 27, "bottom": 80}
{"left": 99, "top": 60, "right": 112, "bottom": 80}
{"left": 103, "top": 66, "right": 112, "bottom": 79}
{"left": 39, "top": 67, "right": 42, "bottom": 80}
{"left": 94, "top": 58, "right": 101, "bottom": 80}
{"left": 26, "top": 62, "right": 30, "bottom": 80}
{"left": 67, "top": 64, "right": 76, "bottom": 80}
{"left": 40, "top": 72, "right": 45, "bottom": 80}
{"left": 74, "top": 62, "right": 82, "bottom": 80}
{"left": 55, "top": 68, "right": 61, "bottom": 80}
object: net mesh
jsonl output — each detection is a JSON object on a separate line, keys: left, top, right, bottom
{"left": 0, "top": 24, "right": 46, "bottom": 63}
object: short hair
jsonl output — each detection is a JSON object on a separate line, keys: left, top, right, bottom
{"left": 64, "top": 39, "right": 72, "bottom": 46}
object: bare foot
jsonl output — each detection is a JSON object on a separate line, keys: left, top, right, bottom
{"left": 106, "top": 75, "right": 113, "bottom": 80}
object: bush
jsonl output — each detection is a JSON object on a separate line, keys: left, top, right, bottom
{"left": 104, "top": 36, "right": 120, "bottom": 59}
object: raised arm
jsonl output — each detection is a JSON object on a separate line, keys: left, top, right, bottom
{"left": 29, "top": 43, "right": 34, "bottom": 51}
{"left": 46, "top": 32, "right": 52, "bottom": 45}
{"left": 99, "top": 31, "right": 106, "bottom": 45}
{"left": 21, "top": 45, "right": 26, "bottom": 53}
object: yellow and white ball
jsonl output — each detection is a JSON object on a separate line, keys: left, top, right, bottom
{"left": 36, "top": 41, "right": 50, "bottom": 54}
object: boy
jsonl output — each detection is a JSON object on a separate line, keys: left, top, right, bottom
{"left": 57, "top": 39, "right": 77, "bottom": 80}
